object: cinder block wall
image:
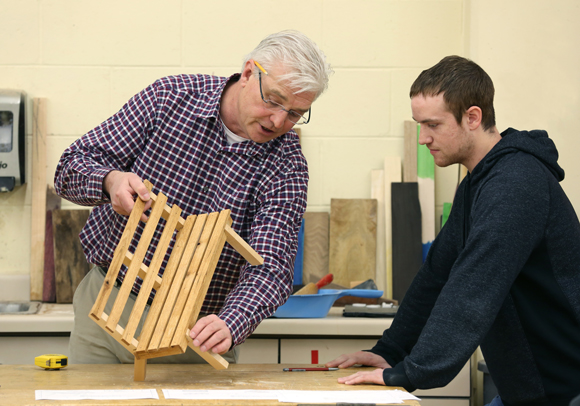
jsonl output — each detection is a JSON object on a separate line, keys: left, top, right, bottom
{"left": 1, "top": 0, "right": 579, "bottom": 276}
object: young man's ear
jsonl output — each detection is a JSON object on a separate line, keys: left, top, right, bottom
{"left": 465, "top": 106, "right": 482, "bottom": 130}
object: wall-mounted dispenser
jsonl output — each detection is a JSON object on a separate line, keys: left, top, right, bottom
{"left": 0, "top": 90, "right": 26, "bottom": 192}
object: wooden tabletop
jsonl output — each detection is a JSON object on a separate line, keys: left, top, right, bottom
{"left": 0, "top": 363, "right": 420, "bottom": 405}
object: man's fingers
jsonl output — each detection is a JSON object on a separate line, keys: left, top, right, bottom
{"left": 338, "top": 369, "right": 385, "bottom": 386}
{"left": 129, "top": 176, "right": 150, "bottom": 202}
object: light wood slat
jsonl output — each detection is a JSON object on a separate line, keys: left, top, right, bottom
{"left": 96, "top": 312, "right": 139, "bottom": 352}
{"left": 403, "top": 120, "right": 418, "bottom": 182}
{"left": 123, "top": 252, "right": 162, "bottom": 290}
{"left": 134, "top": 356, "right": 147, "bottom": 381}
{"left": 161, "top": 212, "right": 219, "bottom": 350}
{"left": 30, "top": 98, "right": 48, "bottom": 301}
{"left": 135, "top": 345, "right": 183, "bottom": 359}
{"left": 186, "top": 329, "right": 229, "bottom": 370}
{"left": 172, "top": 210, "right": 232, "bottom": 350}
{"left": 90, "top": 181, "right": 152, "bottom": 321}
{"left": 148, "top": 214, "right": 208, "bottom": 352}
{"left": 150, "top": 190, "right": 185, "bottom": 231}
{"left": 105, "top": 189, "right": 167, "bottom": 333}
{"left": 137, "top": 215, "right": 196, "bottom": 353}
{"left": 384, "top": 157, "right": 402, "bottom": 300}
{"left": 371, "top": 169, "right": 387, "bottom": 295}
{"left": 123, "top": 200, "right": 182, "bottom": 345}
{"left": 224, "top": 225, "right": 264, "bottom": 266}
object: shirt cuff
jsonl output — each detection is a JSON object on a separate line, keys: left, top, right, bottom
{"left": 88, "top": 168, "right": 115, "bottom": 202}
{"left": 383, "top": 362, "right": 416, "bottom": 392}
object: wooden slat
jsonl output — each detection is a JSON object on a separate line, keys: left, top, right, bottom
{"left": 150, "top": 214, "right": 209, "bottom": 351}
{"left": 105, "top": 188, "right": 167, "bottom": 333}
{"left": 403, "top": 120, "right": 418, "bottom": 182}
{"left": 95, "top": 312, "right": 139, "bottom": 353}
{"left": 135, "top": 345, "right": 183, "bottom": 359}
{"left": 122, "top": 199, "right": 182, "bottom": 345}
{"left": 150, "top": 191, "right": 185, "bottom": 231}
{"left": 123, "top": 252, "right": 162, "bottom": 291}
{"left": 137, "top": 214, "right": 196, "bottom": 353}
{"left": 134, "top": 356, "right": 147, "bottom": 382}
{"left": 186, "top": 329, "right": 229, "bottom": 370}
{"left": 162, "top": 212, "right": 219, "bottom": 350}
{"left": 371, "top": 169, "right": 386, "bottom": 295}
{"left": 172, "top": 210, "right": 232, "bottom": 351}
{"left": 383, "top": 157, "right": 402, "bottom": 300}
{"left": 30, "top": 98, "right": 48, "bottom": 301}
{"left": 90, "top": 181, "right": 153, "bottom": 321}
{"left": 224, "top": 225, "right": 263, "bottom": 266}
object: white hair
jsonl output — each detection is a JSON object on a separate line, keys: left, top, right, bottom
{"left": 242, "top": 30, "right": 333, "bottom": 100}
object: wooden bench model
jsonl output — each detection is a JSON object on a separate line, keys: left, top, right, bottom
{"left": 89, "top": 180, "right": 264, "bottom": 381}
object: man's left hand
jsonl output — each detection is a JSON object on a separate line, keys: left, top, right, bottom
{"left": 189, "top": 315, "right": 232, "bottom": 354}
{"left": 338, "top": 368, "right": 385, "bottom": 386}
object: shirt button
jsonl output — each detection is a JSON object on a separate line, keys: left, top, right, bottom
{"left": 203, "top": 186, "right": 209, "bottom": 193}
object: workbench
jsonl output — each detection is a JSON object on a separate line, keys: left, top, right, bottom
{"left": 0, "top": 363, "right": 420, "bottom": 405}
{"left": 0, "top": 305, "right": 471, "bottom": 405}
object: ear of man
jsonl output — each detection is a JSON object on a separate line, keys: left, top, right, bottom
{"left": 465, "top": 105, "right": 483, "bottom": 131}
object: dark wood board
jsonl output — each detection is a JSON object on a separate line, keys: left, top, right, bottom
{"left": 52, "top": 209, "right": 91, "bottom": 303}
{"left": 391, "top": 183, "right": 422, "bottom": 303}
{"left": 42, "top": 187, "right": 62, "bottom": 303}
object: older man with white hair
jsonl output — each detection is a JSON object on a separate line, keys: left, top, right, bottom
{"left": 55, "top": 30, "right": 332, "bottom": 365}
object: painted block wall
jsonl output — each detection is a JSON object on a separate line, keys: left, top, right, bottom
{"left": 0, "top": 0, "right": 463, "bottom": 276}
{"left": 2, "top": 0, "right": 579, "bottom": 278}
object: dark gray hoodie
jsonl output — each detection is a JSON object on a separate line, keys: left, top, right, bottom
{"left": 370, "top": 128, "right": 580, "bottom": 405}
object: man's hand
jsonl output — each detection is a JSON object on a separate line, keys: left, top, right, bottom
{"left": 338, "top": 368, "right": 386, "bottom": 386}
{"left": 189, "top": 315, "right": 232, "bottom": 355}
{"left": 326, "top": 351, "right": 391, "bottom": 386}
{"left": 103, "top": 171, "right": 151, "bottom": 222}
{"left": 326, "top": 350, "right": 391, "bottom": 369}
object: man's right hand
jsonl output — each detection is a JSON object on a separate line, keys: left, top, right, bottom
{"left": 325, "top": 351, "right": 391, "bottom": 370}
{"left": 103, "top": 171, "right": 151, "bottom": 222}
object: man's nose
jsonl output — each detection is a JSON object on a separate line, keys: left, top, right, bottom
{"left": 270, "top": 109, "right": 288, "bottom": 128}
{"left": 418, "top": 127, "right": 430, "bottom": 145}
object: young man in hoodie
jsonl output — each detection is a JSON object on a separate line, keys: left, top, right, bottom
{"left": 326, "top": 55, "right": 580, "bottom": 406}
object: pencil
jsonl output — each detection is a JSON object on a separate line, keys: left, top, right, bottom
{"left": 283, "top": 367, "right": 339, "bottom": 372}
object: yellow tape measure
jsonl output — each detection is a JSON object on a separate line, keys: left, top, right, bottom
{"left": 35, "top": 354, "right": 68, "bottom": 369}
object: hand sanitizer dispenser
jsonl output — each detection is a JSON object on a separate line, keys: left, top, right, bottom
{"left": 0, "top": 90, "right": 26, "bottom": 192}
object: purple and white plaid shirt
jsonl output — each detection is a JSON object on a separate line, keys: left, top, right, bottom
{"left": 54, "top": 73, "right": 308, "bottom": 346}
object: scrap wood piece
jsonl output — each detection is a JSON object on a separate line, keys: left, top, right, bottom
{"left": 53, "top": 208, "right": 91, "bottom": 303}
{"left": 30, "top": 98, "right": 48, "bottom": 301}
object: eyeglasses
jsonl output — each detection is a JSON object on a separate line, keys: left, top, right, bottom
{"left": 254, "top": 61, "right": 311, "bottom": 125}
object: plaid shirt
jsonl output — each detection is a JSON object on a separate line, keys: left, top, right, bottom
{"left": 54, "top": 74, "right": 308, "bottom": 346}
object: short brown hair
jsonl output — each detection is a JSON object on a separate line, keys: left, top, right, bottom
{"left": 410, "top": 55, "right": 496, "bottom": 131}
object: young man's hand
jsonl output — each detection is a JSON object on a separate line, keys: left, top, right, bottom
{"left": 189, "top": 315, "right": 233, "bottom": 355}
{"left": 326, "top": 351, "right": 391, "bottom": 386}
{"left": 103, "top": 171, "right": 151, "bottom": 222}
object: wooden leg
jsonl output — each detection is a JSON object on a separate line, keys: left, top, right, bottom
{"left": 134, "top": 355, "right": 147, "bottom": 381}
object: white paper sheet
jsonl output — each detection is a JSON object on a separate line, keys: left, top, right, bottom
{"left": 35, "top": 389, "right": 159, "bottom": 400}
{"left": 163, "top": 389, "right": 280, "bottom": 400}
{"left": 162, "top": 389, "right": 420, "bottom": 404}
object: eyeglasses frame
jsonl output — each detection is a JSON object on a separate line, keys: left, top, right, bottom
{"left": 254, "top": 61, "right": 311, "bottom": 125}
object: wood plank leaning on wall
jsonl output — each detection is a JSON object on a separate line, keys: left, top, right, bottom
{"left": 30, "top": 98, "right": 47, "bottom": 301}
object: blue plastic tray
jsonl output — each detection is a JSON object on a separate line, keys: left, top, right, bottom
{"left": 273, "top": 289, "right": 384, "bottom": 318}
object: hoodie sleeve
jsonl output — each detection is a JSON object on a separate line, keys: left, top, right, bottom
{"left": 374, "top": 155, "right": 550, "bottom": 390}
